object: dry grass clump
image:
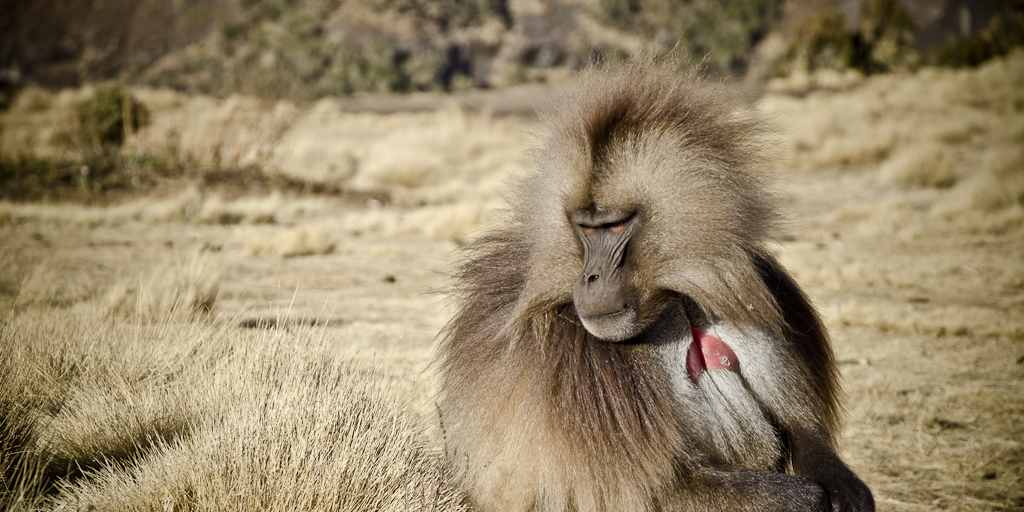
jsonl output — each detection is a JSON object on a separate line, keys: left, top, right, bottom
{"left": 1, "top": 87, "right": 79, "bottom": 162}
{"left": 16, "top": 259, "right": 99, "bottom": 308}
{"left": 879, "top": 143, "right": 956, "bottom": 188}
{"left": 196, "top": 192, "right": 282, "bottom": 225}
{"left": 7, "top": 85, "right": 53, "bottom": 113}
{"left": 929, "top": 141, "right": 1024, "bottom": 235}
{"left": 131, "top": 90, "right": 300, "bottom": 170}
{"left": 4, "top": 311, "right": 214, "bottom": 462}
{"left": 47, "top": 328, "right": 463, "bottom": 512}
{"left": 242, "top": 224, "right": 337, "bottom": 258}
{"left": 1, "top": 293, "right": 464, "bottom": 511}
{"left": 970, "top": 144, "right": 1024, "bottom": 211}
{"left": 347, "top": 107, "right": 520, "bottom": 196}
{"left": 100, "top": 249, "right": 222, "bottom": 321}
{"left": 0, "top": 310, "right": 223, "bottom": 511}
{"left": 271, "top": 102, "right": 534, "bottom": 205}
{"left": 398, "top": 202, "right": 498, "bottom": 241}
{"left": 129, "top": 185, "right": 206, "bottom": 223}
{"left": 766, "top": 49, "right": 1024, "bottom": 173}
{"left": 0, "top": 186, "right": 203, "bottom": 228}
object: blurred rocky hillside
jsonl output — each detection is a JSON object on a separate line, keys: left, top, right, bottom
{"left": 2, "top": 0, "right": 1022, "bottom": 104}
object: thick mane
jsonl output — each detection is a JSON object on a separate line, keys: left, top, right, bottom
{"left": 438, "top": 229, "right": 688, "bottom": 509}
{"left": 525, "top": 61, "right": 786, "bottom": 335}
{"left": 565, "top": 65, "right": 762, "bottom": 182}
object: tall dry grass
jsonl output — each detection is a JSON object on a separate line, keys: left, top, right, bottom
{"left": 765, "top": 49, "right": 1024, "bottom": 238}
{"left": 1, "top": 276, "right": 464, "bottom": 511}
{"left": 767, "top": 49, "right": 1023, "bottom": 169}
{"left": 242, "top": 224, "right": 337, "bottom": 258}
{"left": 99, "top": 249, "right": 222, "bottom": 321}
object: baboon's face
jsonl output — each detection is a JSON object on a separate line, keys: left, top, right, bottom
{"left": 570, "top": 204, "right": 650, "bottom": 342}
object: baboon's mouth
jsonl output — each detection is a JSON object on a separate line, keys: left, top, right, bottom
{"left": 578, "top": 305, "right": 639, "bottom": 342}
{"left": 586, "top": 304, "right": 632, "bottom": 319}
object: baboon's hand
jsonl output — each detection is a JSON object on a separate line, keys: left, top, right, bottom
{"left": 823, "top": 471, "right": 875, "bottom": 512}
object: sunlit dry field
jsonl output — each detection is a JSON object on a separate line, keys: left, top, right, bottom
{"left": 2, "top": 52, "right": 1023, "bottom": 511}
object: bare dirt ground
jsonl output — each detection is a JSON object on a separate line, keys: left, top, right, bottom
{"left": 2, "top": 52, "right": 1022, "bottom": 511}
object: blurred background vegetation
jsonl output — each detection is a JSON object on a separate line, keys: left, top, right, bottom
{"left": 1, "top": 0, "right": 1022, "bottom": 202}
{"left": 2, "top": 0, "right": 1023, "bottom": 104}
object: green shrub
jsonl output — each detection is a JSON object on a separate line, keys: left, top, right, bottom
{"left": 76, "top": 84, "right": 149, "bottom": 148}
{"left": 927, "top": 4, "right": 1024, "bottom": 67}
{"left": 597, "top": 0, "right": 783, "bottom": 73}
{"left": 788, "top": 10, "right": 855, "bottom": 72}
{"left": 783, "top": 0, "right": 917, "bottom": 75}
{"left": 220, "top": 22, "right": 246, "bottom": 41}
{"left": 372, "top": 0, "right": 510, "bottom": 29}
{"left": 858, "top": 0, "right": 917, "bottom": 72}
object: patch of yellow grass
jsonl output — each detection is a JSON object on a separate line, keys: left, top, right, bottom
{"left": 271, "top": 102, "right": 535, "bottom": 207}
{"left": 16, "top": 258, "right": 98, "bottom": 308}
{"left": 1, "top": 279, "right": 464, "bottom": 511}
{"left": 765, "top": 49, "right": 1024, "bottom": 175}
{"left": 100, "top": 249, "right": 222, "bottom": 321}
{"left": 242, "top": 224, "right": 337, "bottom": 258}
{"left": 42, "top": 323, "right": 463, "bottom": 512}
{"left": 131, "top": 90, "right": 300, "bottom": 169}
{"left": 197, "top": 192, "right": 282, "bottom": 225}
{"left": 879, "top": 143, "right": 956, "bottom": 188}
{"left": 764, "top": 49, "right": 1024, "bottom": 238}
{"left": 972, "top": 144, "right": 1024, "bottom": 211}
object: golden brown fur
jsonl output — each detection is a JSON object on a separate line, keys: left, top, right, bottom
{"left": 436, "top": 60, "right": 872, "bottom": 512}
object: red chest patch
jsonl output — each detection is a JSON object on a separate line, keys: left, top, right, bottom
{"left": 686, "top": 328, "right": 740, "bottom": 382}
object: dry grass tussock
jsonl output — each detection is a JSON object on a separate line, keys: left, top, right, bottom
{"left": 1, "top": 303, "right": 465, "bottom": 512}
{"left": 99, "top": 249, "right": 222, "bottom": 321}
{"left": 767, "top": 49, "right": 1024, "bottom": 237}
{"left": 14, "top": 247, "right": 221, "bottom": 323}
{"left": 879, "top": 143, "right": 956, "bottom": 189}
{"left": 272, "top": 101, "right": 533, "bottom": 190}
{"left": 242, "top": 224, "right": 337, "bottom": 258}
{"left": 768, "top": 49, "right": 1023, "bottom": 172}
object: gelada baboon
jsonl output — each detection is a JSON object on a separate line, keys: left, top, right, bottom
{"left": 435, "top": 59, "right": 874, "bottom": 512}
